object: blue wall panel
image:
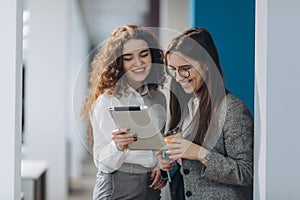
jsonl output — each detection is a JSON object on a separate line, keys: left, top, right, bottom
{"left": 190, "top": 0, "right": 255, "bottom": 114}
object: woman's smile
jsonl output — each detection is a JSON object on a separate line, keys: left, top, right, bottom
{"left": 131, "top": 66, "right": 147, "bottom": 73}
{"left": 179, "top": 79, "right": 192, "bottom": 88}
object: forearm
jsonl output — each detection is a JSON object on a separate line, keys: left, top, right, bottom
{"left": 201, "top": 150, "right": 253, "bottom": 186}
{"left": 93, "top": 141, "right": 126, "bottom": 172}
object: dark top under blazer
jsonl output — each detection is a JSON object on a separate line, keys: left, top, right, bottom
{"left": 180, "top": 93, "right": 254, "bottom": 200}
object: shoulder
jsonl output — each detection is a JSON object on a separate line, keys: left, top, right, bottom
{"left": 220, "top": 93, "right": 253, "bottom": 130}
{"left": 149, "top": 89, "right": 166, "bottom": 102}
{"left": 95, "top": 92, "right": 113, "bottom": 104}
{"left": 93, "top": 92, "right": 116, "bottom": 112}
{"left": 221, "top": 93, "right": 251, "bottom": 115}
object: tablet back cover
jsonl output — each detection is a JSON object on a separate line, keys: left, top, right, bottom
{"left": 109, "top": 106, "right": 165, "bottom": 150}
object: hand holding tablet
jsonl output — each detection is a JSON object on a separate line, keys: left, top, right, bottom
{"left": 108, "top": 106, "right": 165, "bottom": 150}
{"left": 111, "top": 128, "right": 137, "bottom": 151}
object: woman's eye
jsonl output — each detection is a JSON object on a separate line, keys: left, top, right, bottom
{"left": 140, "top": 53, "right": 149, "bottom": 57}
{"left": 123, "top": 57, "right": 132, "bottom": 61}
{"left": 182, "top": 66, "right": 192, "bottom": 71}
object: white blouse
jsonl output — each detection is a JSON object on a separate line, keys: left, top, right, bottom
{"left": 182, "top": 96, "right": 200, "bottom": 138}
{"left": 90, "top": 86, "right": 166, "bottom": 173}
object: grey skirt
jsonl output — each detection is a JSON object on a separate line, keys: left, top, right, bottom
{"left": 93, "top": 164, "right": 161, "bottom": 200}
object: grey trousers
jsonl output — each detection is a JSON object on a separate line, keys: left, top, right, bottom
{"left": 93, "top": 165, "right": 161, "bottom": 200}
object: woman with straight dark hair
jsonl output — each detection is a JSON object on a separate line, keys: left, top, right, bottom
{"left": 157, "top": 28, "right": 254, "bottom": 200}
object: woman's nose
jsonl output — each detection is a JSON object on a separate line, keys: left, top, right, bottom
{"left": 175, "top": 72, "right": 185, "bottom": 82}
{"left": 133, "top": 57, "right": 143, "bottom": 66}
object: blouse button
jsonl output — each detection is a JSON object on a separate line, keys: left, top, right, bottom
{"left": 186, "top": 191, "right": 192, "bottom": 196}
{"left": 183, "top": 169, "right": 190, "bottom": 175}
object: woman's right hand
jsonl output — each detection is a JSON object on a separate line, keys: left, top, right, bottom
{"left": 155, "top": 150, "right": 175, "bottom": 171}
{"left": 111, "top": 128, "right": 136, "bottom": 151}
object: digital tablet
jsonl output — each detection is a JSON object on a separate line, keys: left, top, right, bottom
{"left": 108, "top": 106, "right": 165, "bottom": 150}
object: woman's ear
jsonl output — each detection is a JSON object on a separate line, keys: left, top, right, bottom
{"left": 203, "top": 63, "right": 209, "bottom": 71}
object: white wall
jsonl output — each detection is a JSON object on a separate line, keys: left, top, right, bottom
{"left": 0, "top": 0, "right": 22, "bottom": 199}
{"left": 159, "top": 0, "right": 189, "bottom": 50}
{"left": 25, "top": 0, "right": 70, "bottom": 199}
{"left": 67, "top": 0, "right": 90, "bottom": 180}
{"left": 255, "top": 0, "right": 300, "bottom": 199}
{"left": 254, "top": 0, "right": 267, "bottom": 199}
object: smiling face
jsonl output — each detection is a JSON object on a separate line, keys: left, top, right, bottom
{"left": 122, "top": 39, "right": 152, "bottom": 87}
{"left": 167, "top": 52, "right": 205, "bottom": 94}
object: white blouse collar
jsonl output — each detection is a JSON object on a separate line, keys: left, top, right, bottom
{"left": 127, "top": 84, "right": 151, "bottom": 98}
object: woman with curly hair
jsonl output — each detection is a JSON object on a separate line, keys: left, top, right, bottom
{"left": 81, "top": 25, "right": 167, "bottom": 200}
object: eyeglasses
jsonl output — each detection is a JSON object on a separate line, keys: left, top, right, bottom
{"left": 166, "top": 65, "right": 192, "bottom": 78}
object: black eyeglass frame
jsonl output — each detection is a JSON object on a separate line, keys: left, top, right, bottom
{"left": 166, "top": 65, "right": 192, "bottom": 78}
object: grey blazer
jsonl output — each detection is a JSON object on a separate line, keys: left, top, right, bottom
{"left": 180, "top": 93, "right": 254, "bottom": 200}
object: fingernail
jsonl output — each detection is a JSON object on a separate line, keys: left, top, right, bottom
{"left": 133, "top": 134, "right": 138, "bottom": 141}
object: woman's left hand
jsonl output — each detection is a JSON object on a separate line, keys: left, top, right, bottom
{"left": 149, "top": 168, "right": 167, "bottom": 190}
{"left": 166, "top": 138, "right": 208, "bottom": 161}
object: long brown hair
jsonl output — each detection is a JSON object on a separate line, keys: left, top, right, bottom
{"left": 81, "top": 25, "right": 165, "bottom": 145}
{"left": 166, "top": 28, "right": 226, "bottom": 145}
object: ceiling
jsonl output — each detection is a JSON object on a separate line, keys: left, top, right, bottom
{"left": 78, "top": 0, "right": 149, "bottom": 47}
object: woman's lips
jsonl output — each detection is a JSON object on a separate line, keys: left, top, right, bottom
{"left": 180, "top": 79, "right": 192, "bottom": 88}
{"left": 131, "top": 66, "right": 146, "bottom": 73}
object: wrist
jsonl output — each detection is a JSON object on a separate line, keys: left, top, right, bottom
{"left": 117, "top": 145, "right": 124, "bottom": 151}
{"left": 116, "top": 144, "right": 126, "bottom": 151}
{"left": 198, "top": 147, "right": 208, "bottom": 159}
{"left": 198, "top": 147, "right": 209, "bottom": 163}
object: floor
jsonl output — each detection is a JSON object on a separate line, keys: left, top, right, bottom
{"left": 68, "top": 155, "right": 171, "bottom": 200}
{"left": 68, "top": 156, "right": 97, "bottom": 200}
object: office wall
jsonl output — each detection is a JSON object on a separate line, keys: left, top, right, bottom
{"left": 25, "top": 0, "right": 70, "bottom": 199}
{"left": 159, "top": 0, "right": 189, "bottom": 49}
{"left": 255, "top": 0, "right": 300, "bottom": 199}
{"left": 67, "top": 0, "right": 90, "bottom": 180}
{"left": 0, "top": 1, "right": 22, "bottom": 199}
{"left": 25, "top": 0, "right": 91, "bottom": 198}
{"left": 190, "top": 0, "right": 255, "bottom": 114}
{"left": 254, "top": 0, "right": 267, "bottom": 199}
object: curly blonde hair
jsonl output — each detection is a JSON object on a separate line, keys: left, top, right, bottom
{"left": 81, "top": 24, "right": 165, "bottom": 145}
